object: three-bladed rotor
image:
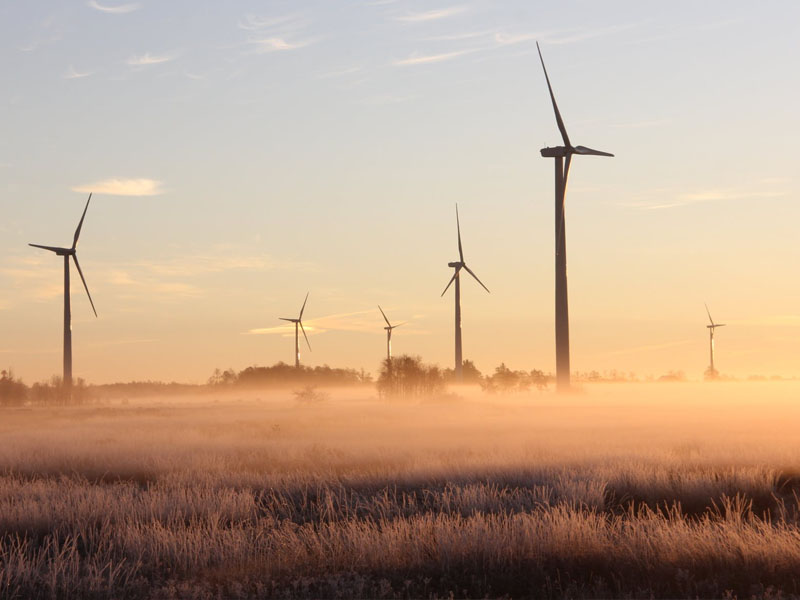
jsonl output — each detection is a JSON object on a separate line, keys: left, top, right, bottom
{"left": 378, "top": 305, "right": 405, "bottom": 333}
{"left": 705, "top": 303, "right": 726, "bottom": 330}
{"left": 441, "top": 204, "right": 490, "bottom": 297}
{"left": 280, "top": 292, "right": 311, "bottom": 351}
{"left": 29, "top": 193, "right": 97, "bottom": 317}
{"left": 536, "top": 42, "right": 614, "bottom": 186}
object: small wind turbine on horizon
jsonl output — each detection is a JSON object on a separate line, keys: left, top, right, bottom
{"left": 705, "top": 303, "right": 725, "bottom": 379}
{"left": 378, "top": 305, "right": 405, "bottom": 363}
{"left": 441, "top": 204, "right": 489, "bottom": 381}
{"left": 537, "top": 41, "right": 614, "bottom": 393}
{"left": 29, "top": 193, "right": 98, "bottom": 396}
{"left": 279, "top": 293, "right": 311, "bottom": 368}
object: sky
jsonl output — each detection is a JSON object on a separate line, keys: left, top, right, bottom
{"left": 1, "top": 1, "right": 799, "bottom": 384}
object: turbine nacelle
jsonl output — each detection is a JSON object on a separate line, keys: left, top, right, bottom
{"left": 540, "top": 146, "right": 614, "bottom": 158}
{"left": 447, "top": 261, "right": 463, "bottom": 269}
{"left": 28, "top": 244, "right": 75, "bottom": 256}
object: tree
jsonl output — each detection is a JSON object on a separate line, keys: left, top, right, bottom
{"left": 377, "top": 355, "right": 445, "bottom": 399}
{"left": 0, "top": 370, "right": 27, "bottom": 407}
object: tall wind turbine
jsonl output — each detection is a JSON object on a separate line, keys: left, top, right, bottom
{"left": 280, "top": 293, "right": 311, "bottom": 368}
{"left": 378, "top": 305, "right": 404, "bottom": 362}
{"left": 537, "top": 41, "right": 614, "bottom": 392}
{"left": 705, "top": 303, "right": 725, "bottom": 379}
{"left": 441, "top": 205, "right": 490, "bottom": 380}
{"left": 29, "top": 193, "right": 98, "bottom": 395}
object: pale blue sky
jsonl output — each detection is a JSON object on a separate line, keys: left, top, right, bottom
{"left": 1, "top": 1, "right": 798, "bottom": 382}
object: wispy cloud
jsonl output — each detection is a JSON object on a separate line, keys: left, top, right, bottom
{"left": 247, "top": 37, "right": 312, "bottom": 53}
{"left": 72, "top": 178, "right": 164, "bottom": 196}
{"left": 731, "top": 315, "right": 800, "bottom": 327}
{"left": 395, "top": 6, "right": 467, "bottom": 23}
{"left": 393, "top": 48, "right": 474, "bottom": 66}
{"left": 248, "top": 309, "right": 384, "bottom": 337}
{"left": 238, "top": 13, "right": 303, "bottom": 31}
{"left": 239, "top": 12, "right": 314, "bottom": 53}
{"left": 626, "top": 188, "right": 787, "bottom": 210}
{"left": 495, "top": 23, "right": 640, "bottom": 49}
{"left": 597, "top": 339, "right": 695, "bottom": 358}
{"left": 63, "top": 65, "right": 93, "bottom": 80}
{"left": 126, "top": 52, "right": 175, "bottom": 67}
{"left": 87, "top": 1, "right": 141, "bottom": 14}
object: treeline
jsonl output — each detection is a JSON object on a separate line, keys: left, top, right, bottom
{"left": 0, "top": 371, "right": 92, "bottom": 406}
{"left": 377, "top": 357, "right": 553, "bottom": 399}
{"left": 209, "top": 363, "right": 372, "bottom": 388}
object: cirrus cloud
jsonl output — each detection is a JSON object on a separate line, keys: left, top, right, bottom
{"left": 72, "top": 178, "right": 164, "bottom": 196}
{"left": 87, "top": 1, "right": 141, "bottom": 14}
{"left": 126, "top": 52, "right": 175, "bottom": 66}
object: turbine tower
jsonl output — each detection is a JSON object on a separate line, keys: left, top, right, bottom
{"left": 29, "top": 193, "right": 98, "bottom": 396}
{"left": 537, "top": 41, "right": 614, "bottom": 392}
{"left": 378, "top": 305, "right": 404, "bottom": 362}
{"left": 705, "top": 303, "right": 725, "bottom": 379}
{"left": 441, "top": 204, "right": 489, "bottom": 380}
{"left": 279, "top": 293, "right": 311, "bottom": 368}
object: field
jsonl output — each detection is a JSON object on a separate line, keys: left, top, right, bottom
{"left": 2, "top": 382, "right": 800, "bottom": 599}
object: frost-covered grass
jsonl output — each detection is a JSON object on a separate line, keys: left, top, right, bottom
{"left": 2, "top": 383, "right": 800, "bottom": 598}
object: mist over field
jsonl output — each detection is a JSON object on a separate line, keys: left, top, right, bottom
{"left": 3, "top": 382, "right": 800, "bottom": 598}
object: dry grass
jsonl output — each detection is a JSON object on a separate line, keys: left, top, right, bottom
{"left": 2, "top": 383, "right": 800, "bottom": 598}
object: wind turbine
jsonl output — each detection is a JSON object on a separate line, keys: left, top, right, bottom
{"left": 279, "top": 293, "right": 311, "bottom": 368}
{"left": 537, "top": 41, "right": 614, "bottom": 392}
{"left": 705, "top": 303, "right": 725, "bottom": 379}
{"left": 441, "top": 204, "right": 490, "bottom": 380}
{"left": 29, "top": 193, "right": 97, "bottom": 396}
{"left": 378, "top": 305, "right": 404, "bottom": 363}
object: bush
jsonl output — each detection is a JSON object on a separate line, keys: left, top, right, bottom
{"left": 377, "top": 355, "right": 445, "bottom": 399}
{"left": 293, "top": 385, "right": 328, "bottom": 404}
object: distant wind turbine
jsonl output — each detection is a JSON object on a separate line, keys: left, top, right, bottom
{"left": 378, "top": 305, "right": 405, "bottom": 362}
{"left": 441, "top": 204, "right": 489, "bottom": 380}
{"left": 537, "top": 41, "right": 614, "bottom": 392}
{"left": 705, "top": 303, "right": 725, "bottom": 379}
{"left": 29, "top": 193, "right": 98, "bottom": 395}
{"left": 280, "top": 293, "right": 311, "bottom": 368}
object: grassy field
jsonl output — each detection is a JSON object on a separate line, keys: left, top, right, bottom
{"left": 2, "top": 382, "right": 800, "bottom": 598}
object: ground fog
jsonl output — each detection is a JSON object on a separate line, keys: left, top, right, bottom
{"left": 2, "top": 382, "right": 800, "bottom": 598}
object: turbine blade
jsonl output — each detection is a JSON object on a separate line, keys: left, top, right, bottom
{"left": 716, "top": 323, "right": 726, "bottom": 328}
{"left": 463, "top": 264, "right": 490, "bottom": 293}
{"left": 279, "top": 318, "right": 295, "bottom": 322}
{"left": 573, "top": 145, "right": 614, "bottom": 157}
{"left": 378, "top": 305, "right": 391, "bottom": 327}
{"left": 72, "top": 193, "right": 92, "bottom": 250}
{"left": 72, "top": 254, "right": 97, "bottom": 317}
{"left": 536, "top": 42, "right": 571, "bottom": 149}
{"left": 456, "top": 204, "right": 464, "bottom": 263}
{"left": 441, "top": 271, "right": 457, "bottom": 297}
{"left": 299, "top": 292, "right": 309, "bottom": 320}
{"left": 563, "top": 153, "right": 572, "bottom": 190}
{"left": 393, "top": 321, "right": 407, "bottom": 328}
{"left": 29, "top": 243, "right": 64, "bottom": 254}
{"left": 705, "top": 303, "right": 714, "bottom": 326}
{"left": 299, "top": 321, "right": 311, "bottom": 351}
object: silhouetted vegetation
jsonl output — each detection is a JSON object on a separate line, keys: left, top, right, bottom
{"left": 575, "top": 369, "right": 639, "bottom": 383}
{"left": 443, "top": 359, "right": 483, "bottom": 383}
{"left": 233, "top": 363, "right": 369, "bottom": 388}
{"left": 481, "top": 363, "right": 550, "bottom": 393}
{"left": 0, "top": 369, "right": 26, "bottom": 407}
{"left": 377, "top": 355, "right": 446, "bottom": 399}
